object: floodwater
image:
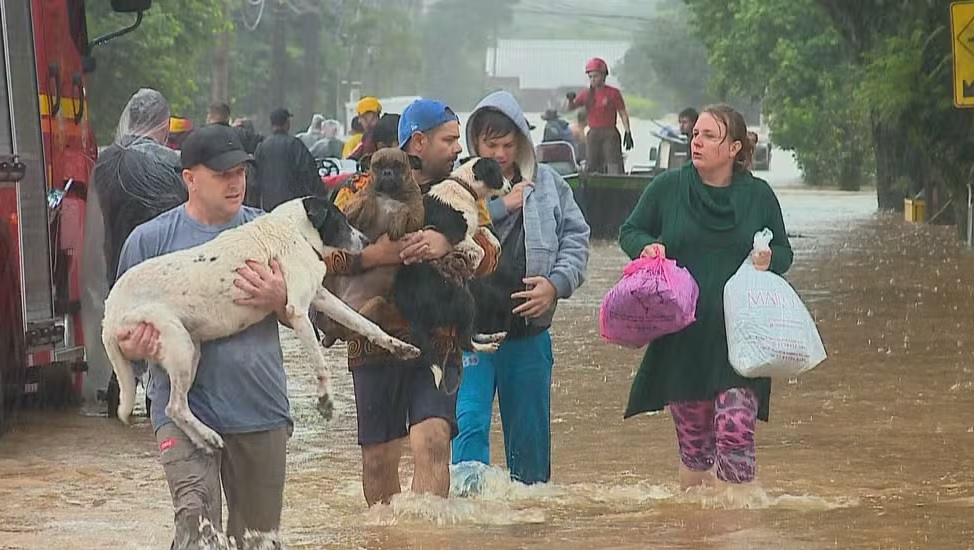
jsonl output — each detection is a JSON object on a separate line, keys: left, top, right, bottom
{"left": 3, "top": 183, "right": 974, "bottom": 549}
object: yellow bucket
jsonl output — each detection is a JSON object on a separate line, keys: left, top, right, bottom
{"left": 904, "top": 198, "right": 926, "bottom": 223}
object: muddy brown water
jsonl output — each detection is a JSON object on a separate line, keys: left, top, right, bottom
{"left": 2, "top": 189, "right": 974, "bottom": 549}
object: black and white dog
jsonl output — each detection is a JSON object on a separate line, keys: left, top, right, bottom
{"left": 394, "top": 157, "right": 511, "bottom": 391}
{"left": 102, "top": 196, "right": 420, "bottom": 452}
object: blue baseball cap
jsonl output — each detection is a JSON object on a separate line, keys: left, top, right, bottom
{"left": 398, "top": 99, "right": 459, "bottom": 149}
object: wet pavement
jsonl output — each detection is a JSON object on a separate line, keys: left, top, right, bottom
{"left": 3, "top": 187, "right": 974, "bottom": 549}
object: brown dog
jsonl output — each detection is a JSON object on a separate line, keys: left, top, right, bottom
{"left": 344, "top": 149, "right": 425, "bottom": 240}
{"left": 319, "top": 148, "right": 424, "bottom": 345}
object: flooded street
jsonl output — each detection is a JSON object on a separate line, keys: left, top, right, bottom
{"left": 3, "top": 184, "right": 974, "bottom": 549}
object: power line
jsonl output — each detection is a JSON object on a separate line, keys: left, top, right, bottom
{"left": 511, "top": 6, "right": 652, "bottom": 22}
{"left": 240, "top": 0, "right": 265, "bottom": 31}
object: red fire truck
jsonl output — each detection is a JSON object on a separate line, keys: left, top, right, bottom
{"left": 0, "top": 0, "right": 153, "bottom": 430}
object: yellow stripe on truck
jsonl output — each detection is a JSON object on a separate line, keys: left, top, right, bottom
{"left": 38, "top": 93, "right": 87, "bottom": 119}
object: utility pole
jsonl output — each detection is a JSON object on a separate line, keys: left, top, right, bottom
{"left": 210, "top": 0, "right": 231, "bottom": 106}
{"left": 270, "top": 2, "right": 287, "bottom": 109}
{"left": 301, "top": 9, "right": 322, "bottom": 120}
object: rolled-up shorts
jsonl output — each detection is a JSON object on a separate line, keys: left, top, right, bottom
{"left": 351, "top": 359, "right": 459, "bottom": 446}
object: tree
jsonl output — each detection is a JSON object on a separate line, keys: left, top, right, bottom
{"left": 815, "top": 0, "right": 974, "bottom": 214}
{"left": 681, "top": 0, "right": 868, "bottom": 189}
{"left": 181, "top": 0, "right": 427, "bottom": 135}
{"left": 85, "top": 1, "right": 224, "bottom": 143}
{"left": 617, "top": 0, "right": 717, "bottom": 114}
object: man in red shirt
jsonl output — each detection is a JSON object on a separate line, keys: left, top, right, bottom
{"left": 565, "top": 57, "right": 633, "bottom": 174}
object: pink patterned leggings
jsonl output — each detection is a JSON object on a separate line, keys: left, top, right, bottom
{"left": 668, "top": 387, "right": 758, "bottom": 484}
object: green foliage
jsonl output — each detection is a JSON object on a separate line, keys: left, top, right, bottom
{"left": 623, "top": 95, "right": 662, "bottom": 120}
{"left": 83, "top": 0, "right": 426, "bottom": 141}
{"left": 674, "top": 0, "right": 974, "bottom": 206}
{"left": 84, "top": 1, "right": 224, "bottom": 143}
{"left": 617, "top": 0, "right": 718, "bottom": 113}
{"left": 680, "top": 0, "right": 866, "bottom": 189}
{"left": 221, "top": 2, "right": 425, "bottom": 132}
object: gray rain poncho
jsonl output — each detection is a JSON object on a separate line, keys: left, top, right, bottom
{"left": 80, "top": 88, "right": 188, "bottom": 403}
{"left": 297, "top": 114, "right": 325, "bottom": 149}
{"left": 308, "top": 118, "right": 345, "bottom": 159}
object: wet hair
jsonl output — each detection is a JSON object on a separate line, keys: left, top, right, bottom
{"left": 373, "top": 113, "right": 401, "bottom": 147}
{"left": 701, "top": 104, "right": 753, "bottom": 172}
{"left": 471, "top": 108, "right": 519, "bottom": 142}
{"left": 208, "top": 101, "right": 230, "bottom": 122}
{"left": 679, "top": 107, "right": 699, "bottom": 123}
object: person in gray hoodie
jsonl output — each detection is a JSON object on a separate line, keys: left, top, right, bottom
{"left": 452, "top": 90, "right": 590, "bottom": 484}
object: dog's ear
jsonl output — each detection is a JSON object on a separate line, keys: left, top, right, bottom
{"left": 471, "top": 157, "right": 506, "bottom": 190}
{"left": 358, "top": 154, "right": 372, "bottom": 173}
{"left": 408, "top": 155, "right": 423, "bottom": 171}
{"left": 302, "top": 196, "right": 333, "bottom": 229}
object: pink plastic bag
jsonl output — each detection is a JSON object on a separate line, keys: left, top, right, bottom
{"left": 600, "top": 256, "right": 700, "bottom": 348}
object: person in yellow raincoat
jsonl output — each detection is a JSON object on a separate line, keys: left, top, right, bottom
{"left": 343, "top": 96, "right": 382, "bottom": 159}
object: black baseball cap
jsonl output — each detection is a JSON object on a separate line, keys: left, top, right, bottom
{"left": 180, "top": 124, "right": 253, "bottom": 171}
{"left": 270, "top": 107, "right": 293, "bottom": 126}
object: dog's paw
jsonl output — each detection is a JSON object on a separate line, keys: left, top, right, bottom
{"left": 316, "top": 394, "right": 334, "bottom": 421}
{"left": 320, "top": 332, "right": 339, "bottom": 348}
{"left": 433, "top": 251, "right": 476, "bottom": 282}
{"left": 387, "top": 339, "right": 421, "bottom": 360}
{"left": 472, "top": 341, "right": 502, "bottom": 354}
{"left": 194, "top": 427, "right": 226, "bottom": 454}
{"left": 473, "top": 331, "right": 508, "bottom": 345}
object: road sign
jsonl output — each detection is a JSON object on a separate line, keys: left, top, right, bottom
{"left": 951, "top": 2, "right": 974, "bottom": 107}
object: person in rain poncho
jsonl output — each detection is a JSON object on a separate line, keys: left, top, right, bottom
{"left": 308, "top": 118, "right": 345, "bottom": 159}
{"left": 81, "top": 88, "right": 189, "bottom": 410}
{"left": 248, "top": 107, "right": 326, "bottom": 211}
{"left": 297, "top": 114, "right": 325, "bottom": 149}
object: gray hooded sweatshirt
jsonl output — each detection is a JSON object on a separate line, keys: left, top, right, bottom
{"left": 467, "top": 91, "right": 591, "bottom": 329}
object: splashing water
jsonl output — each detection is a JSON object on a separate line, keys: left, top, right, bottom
{"left": 194, "top": 518, "right": 283, "bottom": 550}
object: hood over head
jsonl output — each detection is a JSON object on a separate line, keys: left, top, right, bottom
{"left": 466, "top": 91, "right": 536, "bottom": 182}
{"left": 306, "top": 114, "right": 325, "bottom": 133}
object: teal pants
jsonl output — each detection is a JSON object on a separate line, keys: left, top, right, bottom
{"left": 451, "top": 330, "right": 553, "bottom": 484}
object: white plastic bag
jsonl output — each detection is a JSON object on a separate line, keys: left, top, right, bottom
{"left": 723, "top": 228, "right": 827, "bottom": 378}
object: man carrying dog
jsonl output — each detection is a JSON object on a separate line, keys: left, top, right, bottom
{"left": 114, "top": 124, "right": 292, "bottom": 547}
{"left": 324, "top": 99, "right": 501, "bottom": 506}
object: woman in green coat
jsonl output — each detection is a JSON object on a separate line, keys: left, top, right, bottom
{"left": 618, "top": 104, "right": 793, "bottom": 492}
